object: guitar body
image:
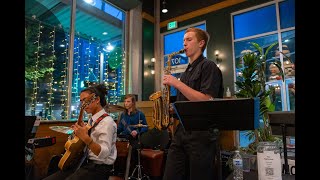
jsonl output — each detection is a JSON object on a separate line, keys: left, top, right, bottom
{"left": 58, "top": 133, "right": 87, "bottom": 170}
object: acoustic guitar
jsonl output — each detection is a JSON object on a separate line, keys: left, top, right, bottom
{"left": 58, "top": 94, "right": 96, "bottom": 171}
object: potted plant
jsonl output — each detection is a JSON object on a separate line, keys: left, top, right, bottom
{"left": 224, "top": 42, "right": 288, "bottom": 172}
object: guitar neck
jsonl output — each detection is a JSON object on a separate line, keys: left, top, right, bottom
{"left": 77, "top": 108, "right": 85, "bottom": 125}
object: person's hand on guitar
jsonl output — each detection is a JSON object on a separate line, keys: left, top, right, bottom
{"left": 71, "top": 123, "right": 90, "bottom": 142}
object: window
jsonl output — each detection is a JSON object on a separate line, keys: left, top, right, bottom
{"left": 231, "top": 0, "right": 295, "bottom": 147}
{"left": 233, "top": 4, "right": 277, "bottom": 40}
{"left": 25, "top": 0, "right": 126, "bottom": 120}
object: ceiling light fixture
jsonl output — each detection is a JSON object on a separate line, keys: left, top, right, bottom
{"left": 83, "top": 0, "right": 96, "bottom": 6}
{"left": 162, "top": 0, "right": 168, "bottom": 13}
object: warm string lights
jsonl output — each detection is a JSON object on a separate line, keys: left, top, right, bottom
{"left": 73, "top": 34, "right": 81, "bottom": 105}
{"left": 95, "top": 44, "right": 101, "bottom": 81}
{"left": 110, "top": 52, "right": 117, "bottom": 104}
{"left": 45, "top": 26, "right": 56, "bottom": 120}
{"left": 60, "top": 34, "right": 69, "bottom": 119}
{"left": 111, "top": 50, "right": 118, "bottom": 104}
{"left": 31, "top": 22, "right": 42, "bottom": 115}
{"left": 26, "top": 17, "right": 126, "bottom": 120}
{"left": 119, "top": 49, "right": 126, "bottom": 99}
{"left": 84, "top": 39, "right": 92, "bottom": 87}
{"left": 104, "top": 51, "right": 109, "bottom": 103}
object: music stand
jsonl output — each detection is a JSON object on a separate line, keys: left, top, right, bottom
{"left": 172, "top": 98, "right": 260, "bottom": 131}
{"left": 268, "top": 111, "right": 295, "bottom": 175}
{"left": 172, "top": 98, "right": 260, "bottom": 180}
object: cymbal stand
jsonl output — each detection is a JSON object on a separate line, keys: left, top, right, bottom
{"left": 128, "top": 125, "right": 150, "bottom": 180}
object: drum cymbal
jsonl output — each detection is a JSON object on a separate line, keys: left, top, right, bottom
{"left": 49, "top": 126, "right": 74, "bottom": 135}
{"left": 107, "top": 104, "right": 126, "bottom": 113}
{"left": 129, "top": 124, "right": 148, "bottom": 128}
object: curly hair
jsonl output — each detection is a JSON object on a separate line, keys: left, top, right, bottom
{"left": 81, "top": 83, "right": 108, "bottom": 107}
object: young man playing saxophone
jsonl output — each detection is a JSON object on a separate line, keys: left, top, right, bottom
{"left": 162, "top": 27, "right": 224, "bottom": 180}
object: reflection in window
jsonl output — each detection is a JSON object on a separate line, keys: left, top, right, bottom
{"left": 234, "top": 34, "right": 278, "bottom": 83}
{"left": 232, "top": 0, "right": 295, "bottom": 147}
{"left": 25, "top": 16, "right": 69, "bottom": 120}
{"left": 25, "top": 0, "right": 126, "bottom": 120}
{"left": 282, "top": 30, "right": 295, "bottom": 111}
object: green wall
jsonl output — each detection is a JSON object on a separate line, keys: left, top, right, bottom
{"left": 142, "top": 19, "right": 155, "bottom": 101}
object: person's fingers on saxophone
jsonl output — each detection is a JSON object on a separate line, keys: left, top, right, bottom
{"left": 163, "top": 74, "right": 178, "bottom": 86}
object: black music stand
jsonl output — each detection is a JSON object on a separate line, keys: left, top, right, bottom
{"left": 268, "top": 111, "right": 295, "bottom": 175}
{"left": 172, "top": 98, "right": 260, "bottom": 180}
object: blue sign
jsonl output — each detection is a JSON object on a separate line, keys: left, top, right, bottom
{"left": 164, "top": 54, "right": 188, "bottom": 67}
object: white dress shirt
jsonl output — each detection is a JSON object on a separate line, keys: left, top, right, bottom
{"left": 88, "top": 109, "right": 117, "bottom": 165}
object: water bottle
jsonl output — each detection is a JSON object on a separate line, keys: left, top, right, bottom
{"left": 226, "top": 87, "right": 232, "bottom": 98}
{"left": 232, "top": 150, "right": 243, "bottom": 180}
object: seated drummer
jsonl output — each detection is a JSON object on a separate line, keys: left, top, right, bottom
{"left": 117, "top": 94, "right": 148, "bottom": 149}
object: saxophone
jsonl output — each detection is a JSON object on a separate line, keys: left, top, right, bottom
{"left": 149, "top": 49, "right": 185, "bottom": 130}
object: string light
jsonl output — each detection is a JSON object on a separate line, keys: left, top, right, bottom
{"left": 31, "top": 21, "right": 42, "bottom": 115}
{"left": 60, "top": 34, "right": 69, "bottom": 119}
{"left": 84, "top": 38, "right": 92, "bottom": 87}
{"left": 26, "top": 17, "right": 127, "bottom": 120}
{"left": 96, "top": 45, "right": 101, "bottom": 81}
{"left": 104, "top": 50, "right": 109, "bottom": 103}
{"left": 72, "top": 34, "right": 81, "bottom": 112}
{"left": 111, "top": 54, "right": 117, "bottom": 104}
{"left": 45, "top": 27, "right": 56, "bottom": 120}
{"left": 120, "top": 48, "right": 126, "bottom": 98}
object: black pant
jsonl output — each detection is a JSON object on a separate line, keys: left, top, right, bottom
{"left": 163, "top": 124, "right": 217, "bottom": 180}
{"left": 43, "top": 161, "right": 113, "bottom": 180}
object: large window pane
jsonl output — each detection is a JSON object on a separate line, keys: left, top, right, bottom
{"left": 25, "top": 0, "right": 71, "bottom": 119}
{"left": 279, "top": 0, "right": 295, "bottom": 29}
{"left": 25, "top": 0, "right": 126, "bottom": 120}
{"left": 233, "top": 1, "right": 295, "bottom": 148}
{"left": 234, "top": 34, "right": 279, "bottom": 84}
{"left": 233, "top": 4, "right": 277, "bottom": 39}
{"left": 281, "top": 30, "right": 295, "bottom": 111}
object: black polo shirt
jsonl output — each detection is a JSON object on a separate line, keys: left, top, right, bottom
{"left": 176, "top": 54, "right": 224, "bottom": 101}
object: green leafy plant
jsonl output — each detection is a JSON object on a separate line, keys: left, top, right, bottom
{"left": 25, "top": 22, "right": 55, "bottom": 81}
{"left": 235, "top": 42, "right": 284, "bottom": 153}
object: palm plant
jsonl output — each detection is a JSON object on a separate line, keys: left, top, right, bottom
{"left": 235, "top": 42, "right": 284, "bottom": 153}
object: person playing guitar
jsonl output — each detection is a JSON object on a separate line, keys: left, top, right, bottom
{"left": 43, "top": 83, "right": 117, "bottom": 180}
